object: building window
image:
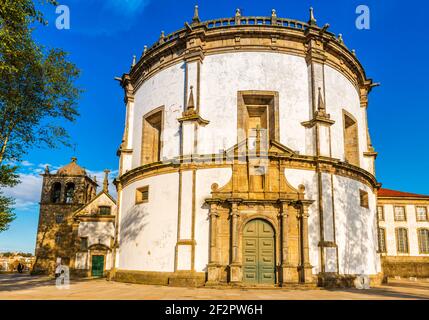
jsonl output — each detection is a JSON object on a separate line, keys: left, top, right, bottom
{"left": 418, "top": 229, "right": 429, "bottom": 254}
{"left": 65, "top": 183, "right": 75, "bottom": 204}
{"left": 51, "top": 182, "right": 62, "bottom": 203}
{"left": 343, "top": 111, "right": 359, "bottom": 166}
{"left": 416, "top": 207, "right": 428, "bottom": 222}
{"left": 136, "top": 186, "right": 149, "bottom": 204}
{"left": 55, "top": 234, "right": 62, "bottom": 245}
{"left": 141, "top": 107, "right": 163, "bottom": 165}
{"left": 237, "top": 91, "right": 279, "bottom": 149}
{"left": 359, "top": 190, "right": 369, "bottom": 208}
{"left": 99, "top": 206, "right": 111, "bottom": 215}
{"left": 378, "top": 227, "right": 386, "bottom": 252}
{"left": 377, "top": 206, "right": 384, "bottom": 221}
{"left": 55, "top": 214, "right": 64, "bottom": 224}
{"left": 395, "top": 228, "right": 409, "bottom": 253}
{"left": 80, "top": 238, "right": 88, "bottom": 251}
{"left": 394, "top": 206, "right": 406, "bottom": 221}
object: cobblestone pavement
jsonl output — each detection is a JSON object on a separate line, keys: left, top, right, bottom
{"left": 0, "top": 274, "right": 428, "bottom": 300}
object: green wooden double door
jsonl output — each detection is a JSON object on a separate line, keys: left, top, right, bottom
{"left": 91, "top": 255, "right": 104, "bottom": 277}
{"left": 242, "top": 219, "right": 275, "bottom": 284}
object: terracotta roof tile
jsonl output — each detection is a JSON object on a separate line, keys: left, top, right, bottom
{"left": 378, "top": 188, "right": 429, "bottom": 198}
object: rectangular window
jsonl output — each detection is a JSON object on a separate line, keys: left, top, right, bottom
{"left": 141, "top": 108, "right": 163, "bottom": 165}
{"left": 237, "top": 91, "right": 279, "bottom": 150}
{"left": 343, "top": 111, "right": 360, "bottom": 167}
{"left": 55, "top": 214, "right": 64, "bottom": 224}
{"left": 80, "top": 238, "right": 88, "bottom": 251}
{"left": 416, "top": 207, "right": 428, "bottom": 221}
{"left": 378, "top": 228, "right": 386, "bottom": 252}
{"left": 394, "top": 206, "right": 406, "bottom": 221}
{"left": 99, "top": 206, "right": 111, "bottom": 215}
{"left": 396, "top": 228, "right": 409, "bottom": 253}
{"left": 360, "top": 190, "right": 369, "bottom": 208}
{"left": 377, "top": 206, "right": 384, "bottom": 221}
{"left": 136, "top": 186, "right": 149, "bottom": 204}
{"left": 418, "top": 229, "right": 429, "bottom": 254}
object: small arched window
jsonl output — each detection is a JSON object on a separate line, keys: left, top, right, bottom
{"left": 51, "top": 182, "right": 62, "bottom": 203}
{"left": 65, "top": 183, "right": 75, "bottom": 204}
{"left": 343, "top": 111, "right": 360, "bottom": 166}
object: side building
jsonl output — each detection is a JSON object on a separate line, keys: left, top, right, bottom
{"left": 33, "top": 158, "right": 117, "bottom": 277}
{"left": 377, "top": 188, "right": 429, "bottom": 278}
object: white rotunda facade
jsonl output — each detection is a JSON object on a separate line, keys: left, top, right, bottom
{"left": 112, "top": 8, "right": 382, "bottom": 287}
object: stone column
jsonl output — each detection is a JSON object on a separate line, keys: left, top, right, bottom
{"left": 207, "top": 200, "right": 220, "bottom": 284}
{"left": 279, "top": 200, "right": 297, "bottom": 284}
{"left": 300, "top": 200, "right": 314, "bottom": 283}
{"left": 229, "top": 199, "right": 241, "bottom": 283}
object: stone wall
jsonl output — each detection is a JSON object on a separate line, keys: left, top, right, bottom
{"left": 382, "top": 256, "right": 429, "bottom": 278}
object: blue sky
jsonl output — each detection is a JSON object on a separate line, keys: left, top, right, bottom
{"left": 1, "top": 0, "right": 428, "bottom": 253}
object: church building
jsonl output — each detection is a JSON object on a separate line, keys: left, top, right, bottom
{"left": 33, "top": 158, "right": 116, "bottom": 277}
{"left": 111, "top": 7, "right": 383, "bottom": 287}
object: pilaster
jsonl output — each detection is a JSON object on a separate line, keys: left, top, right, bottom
{"left": 279, "top": 200, "right": 298, "bottom": 284}
{"left": 206, "top": 200, "right": 221, "bottom": 284}
{"left": 298, "top": 200, "right": 315, "bottom": 283}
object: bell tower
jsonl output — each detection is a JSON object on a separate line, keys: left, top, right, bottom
{"left": 33, "top": 157, "right": 98, "bottom": 274}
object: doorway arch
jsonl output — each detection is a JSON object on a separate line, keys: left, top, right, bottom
{"left": 242, "top": 219, "right": 275, "bottom": 284}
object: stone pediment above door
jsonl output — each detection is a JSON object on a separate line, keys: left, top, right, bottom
{"left": 211, "top": 140, "right": 303, "bottom": 201}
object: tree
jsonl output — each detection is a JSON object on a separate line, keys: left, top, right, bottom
{"left": 0, "top": 0, "right": 81, "bottom": 232}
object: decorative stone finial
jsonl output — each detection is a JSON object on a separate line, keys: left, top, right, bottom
{"left": 44, "top": 165, "right": 50, "bottom": 174}
{"left": 159, "top": 31, "right": 165, "bottom": 41}
{"left": 192, "top": 5, "right": 200, "bottom": 24}
{"left": 352, "top": 49, "right": 356, "bottom": 55}
{"left": 103, "top": 169, "right": 110, "bottom": 192}
{"left": 235, "top": 8, "right": 241, "bottom": 17}
{"left": 308, "top": 7, "right": 317, "bottom": 26}
{"left": 143, "top": 45, "right": 147, "bottom": 54}
{"left": 338, "top": 34, "right": 344, "bottom": 44}
{"left": 271, "top": 9, "right": 277, "bottom": 24}
{"left": 317, "top": 87, "right": 326, "bottom": 112}
{"left": 132, "top": 55, "right": 136, "bottom": 67}
{"left": 187, "top": 86, "right": 195, "bottom": 111}
{"left": 71, "top": 157, "right": 77, "bottom": 163}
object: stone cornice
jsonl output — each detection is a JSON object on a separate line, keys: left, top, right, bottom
{"left": 117, "top": 152, "right": 379, "bottom": 191}
{"left": 127, "top": 15, "right": 372, "bottom": 94}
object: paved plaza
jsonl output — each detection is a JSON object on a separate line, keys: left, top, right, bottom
{"left": 0, "top": 274, "right": 428, "bottom": 300}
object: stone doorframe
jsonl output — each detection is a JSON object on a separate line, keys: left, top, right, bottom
{"left": 88, "top": 244, "right": 110, "bottom": 277}
{"left": 206, "top": 198, "right": 314, "bottom": 286}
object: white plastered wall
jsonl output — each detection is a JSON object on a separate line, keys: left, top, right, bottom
{"left": 132, "top": 63, "right": 185, "bottom": 167}
{"left": 118, "top": 172, "right": 179, "bottom": 272}
{"left": 284, "top": 168, "right": 320, "bottom": 274}
{"left": 324, "top": 65, "right": 370, "bottom": 171}
{"left": 334, "top": 175, "right": 380, "bottom": 275}
{"left": 194, "top": 167, "right": 232, "bottom": 272}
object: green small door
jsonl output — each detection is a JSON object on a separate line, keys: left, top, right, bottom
{"left": 91, "top": 255, "right": 104, "bottom": 277}
{"left": 243, "top": 219, "right": 275, "bottom": 284}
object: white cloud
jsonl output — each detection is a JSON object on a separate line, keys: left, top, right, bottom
{"left": 21, "top": 160, "right": 34, "bottom": 167}
{"left": 2, "top": 164, "right": 118, "bottom": 212}
{"left": 3, "top": 172, "right": 42, "bottom": 211}
{"left": 87, "top": 169, "right": 119, "bottom": 199}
